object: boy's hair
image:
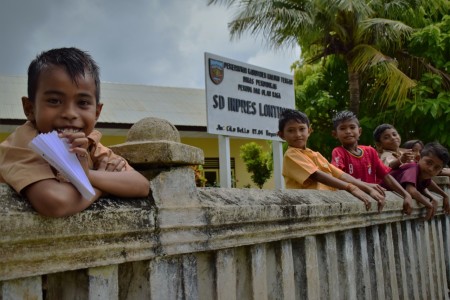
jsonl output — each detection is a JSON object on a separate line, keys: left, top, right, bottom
{"left": 420, "top": 142, "right": 450, "bottom": 166}
{"left": 278, "top": 109, "right": 310, "bottom": 131}
{"left": 373, "top": 124, "right": 395, "bottom": 143}
{"left": 332, "top": 110, "right": 359, "bottom": 129}
{"left": 402, "top": 139, "right": 424, "bottom": 150}
{"left": 27, "top": 47, "right": 100, "bottom": 103}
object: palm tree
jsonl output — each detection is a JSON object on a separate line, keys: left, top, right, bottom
{"left": 208, "top": 0, "right": 448, "bottom": 114}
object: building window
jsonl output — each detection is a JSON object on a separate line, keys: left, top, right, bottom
{"left": 202, "top": 158, "right": 236, "bottom": 187}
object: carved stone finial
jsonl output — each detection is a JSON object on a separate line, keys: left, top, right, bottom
{"left": 109, "top": 117, "right": 204, "bottom": 168}
{"left": 126, "top": 117, "right": 181, "bottom": 143}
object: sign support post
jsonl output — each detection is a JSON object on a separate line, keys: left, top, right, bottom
{"left": 272, "top": 141, "right": 284, "bottom": 190}
{"left": 218, "top": 135, "right": 232, "bottom": 188}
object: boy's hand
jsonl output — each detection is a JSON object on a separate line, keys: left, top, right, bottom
{"left": 403, "top": 194, "right": 413, "bottom": 215}
{"left": 423, "top": 204, "right": 435, "bottom": 221}
{"left": 350, "top": 188, "right": 371, "bottom": 211}
{"left": 367, "top": 183, "right": 386, "bottom": 196}
{"left": 97, "top": 157, "right": 127, "bottom": 172}
{"left": 443, "top": 195, "right": 450, "bottom": 215}
{"left": 368, "top": 188, "right": 385, "bottom": 212}
{"left": 399, "top": 150, "right": 415, "bottom": 164}
{"left": 59, "top": 131, "right": 89, "bottom": 172}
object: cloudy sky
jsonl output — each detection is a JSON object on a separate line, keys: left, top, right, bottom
{"left": 0, "top": 0, "right": 300, "bottom": 89}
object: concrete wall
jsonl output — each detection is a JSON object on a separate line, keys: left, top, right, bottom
{"left": 1, "top": 168, "right": 449, "bottom": 299}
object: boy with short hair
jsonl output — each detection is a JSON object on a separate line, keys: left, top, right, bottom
{"left": 277, "top": 109, "right": 385, "bottom": 211}
{"left": 0, "top": 47, "right": 150, "bottom": 217}
{"left": 331, "top": 111, "right": 413, "bottom": 214}
{"left": 373, "top": 123, "right": 415, "bottom": 168}
{"left": 386, "top": 142, "right": 450, "bottom": 220}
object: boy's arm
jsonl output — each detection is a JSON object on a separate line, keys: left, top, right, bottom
{"left": 339, "top": 172, "right": 385, "bottom": 212}
{"left": 426, "top": 181, "right": 450, "bottom": 215}
{"left": 310, "top": 170, "right": 372, "bottom": 210}
{"left": 88, "top": 169, "right": 150, "bottom": 198}
{"left": 22, "top": 179, "right": 103, "bottom": 217}
{"left": 404, "top": 184, "right": 435, "bottom": 220}
{"left": 64, "top": 131, "right": 150, "bottom": 198}
{"left": 439, "top": 167, "right": 450, "bottom": 176}
{"left": 383, "top": 174, "right": 413, "bottom": 215}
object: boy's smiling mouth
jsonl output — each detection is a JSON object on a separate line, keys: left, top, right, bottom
{"left": 56, "top": 128, "right": 82, "bottom": 134}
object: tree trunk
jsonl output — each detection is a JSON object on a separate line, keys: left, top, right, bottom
{"left": 347, "top": 67, "right": 360, "bottom": 115}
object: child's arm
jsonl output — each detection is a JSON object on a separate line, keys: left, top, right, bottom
{"left": 88, "top": 169, "right": 150, "bottom": 198}
{"left": 339, "top": 173, "right": 385, "bottom": 212}
{"left": 389, "top": 151, "right": 415, "bottom": 169}
{"left": 64, "top": 132, "right": 150, "bottom": 199}
{"left": 310, "top": 170, "right": 372, "bottom": 210}
{"left": 23, "top": 180, "right": 103, "bottom": 217}
{"left": 426, "top": 180, "right": 450, "bottom": 215}
{"left": 439, "top": 167, "right": 450, "bottom": 176}
{"left": 404, "top": 184, "right": 435, "bottom": 220}
{"left": 382, "top": 174, "right": 413, "bottom": 215}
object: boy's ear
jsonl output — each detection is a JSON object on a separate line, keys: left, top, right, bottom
{"left": 95, "top": 102, "right": 103, "bottom": 121}
{"left": 22, "top": 97, "right": 35, "bottom": 122}
{"left": 277, "top": 131, "right": 284, "bottom": 139}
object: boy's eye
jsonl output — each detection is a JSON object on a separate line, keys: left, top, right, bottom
{"left": 47, "top": 98, "right": 61, "bottom": 105}
{"left": 78, "top": 99, "right": 93, "bottom": 107}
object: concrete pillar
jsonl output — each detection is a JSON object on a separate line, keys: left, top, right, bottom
{"left": 280, "top": 240, "right": 295, "bottom": 300}
{"left": 340, "top": 231, "right": 357, "bottom": 300}
{"left": 87, "top": 265, "right": 118, "bottom": 300}
{"left": 216, "top": 249, "right": 236, "bottom": 300}
{"left": 325, "top": 233, "right": 339, "bottom": 300}
{"left": 355, "top": 228, "right": 371, "bottom": 300}
{"left": 305, "top": 236, "right": 320, "bottom": 299}
{"left": 382, "top": 224, "right": 399, "bottom": 299}
{"left": 250, "top": 244, "right": 268, "bottom": 300}
{"left": 1, "top": 276, "right": 42, "bottom": 300}
{"left": 393, "top": 222, "right": 408, "bottom": 300}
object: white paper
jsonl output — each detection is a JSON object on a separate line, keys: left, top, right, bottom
{"left": 29, "top": 131, "right": 95, "bottom": 200}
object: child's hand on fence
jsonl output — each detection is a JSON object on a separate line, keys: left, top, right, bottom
{"left": 347, "top": 185, "right": 371, "bottom": 211}
{"left": 367, "top": 188, "right": 385, "bottom": 212}
{"left": 402, "top": 194, "right": 413, "bottom": 215}
{"left": 443, "top": 195, "right": 450, "bottom": 215}
{"left": 97, "top": 157, "right": 127, "bottom": 172}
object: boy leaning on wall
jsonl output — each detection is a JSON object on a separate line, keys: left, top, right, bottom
{"left": 0, "top": 47, "right": 150, "bottom": 217}
{"left": 277, "top": 109, "right": 385, "bottom": 211}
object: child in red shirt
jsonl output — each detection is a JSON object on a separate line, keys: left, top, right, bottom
{"left": 331, "top": 111, "right": 412, "bottom": 214}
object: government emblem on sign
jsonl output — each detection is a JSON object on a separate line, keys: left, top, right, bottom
{"left": 209, "top": 58, "right": 224, "bottom": 85}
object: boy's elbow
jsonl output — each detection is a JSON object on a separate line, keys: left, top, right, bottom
{"left": 26, "top": 187, "right": 83, "bottom": 218}
{"left": 31, "top": 195, "right": 78, "bottom": 218}
{"left": 135, "top": 179, "right": 150, "bottom": 197}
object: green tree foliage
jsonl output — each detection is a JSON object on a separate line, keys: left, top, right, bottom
{"left": 208, "top": 0, "right": 448, "bottom": 115}
{"left": 294, "top": 15, "right": 450, "bottom": 156}
{"left": 239, "top": 142, "right": 273, "bottom": 188}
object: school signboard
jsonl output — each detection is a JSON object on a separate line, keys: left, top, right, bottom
{"left": 205, "top": 52, "right": 295, "bottom": 141}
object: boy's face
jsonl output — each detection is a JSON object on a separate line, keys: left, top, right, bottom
{"left": 22, "top": 65, "right": 103, "bottom": 136}
{"left": 418, "top": 153, "right": 444, "bottom": 180}
{"left": 332, "top": 119, "right": 361, "bottom": 147}
{"left": 377, "top": 128, "right": 401, "bottom": 151}
{"left": 278, "top": 119, "right": 311, "bottom": 149}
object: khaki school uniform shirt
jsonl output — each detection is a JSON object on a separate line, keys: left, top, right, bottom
{"left": 282, "top": 147, "right": 344, "bottom": 190}
{"left": 0, "top": 121, "right": 132, "bottom": 194}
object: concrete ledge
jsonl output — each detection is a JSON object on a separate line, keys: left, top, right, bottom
{"left": 1, "top": 172, "right": 448, "bottom": 281}
{"left": 0, "top": 184, "right": 155, "bottom": 281}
